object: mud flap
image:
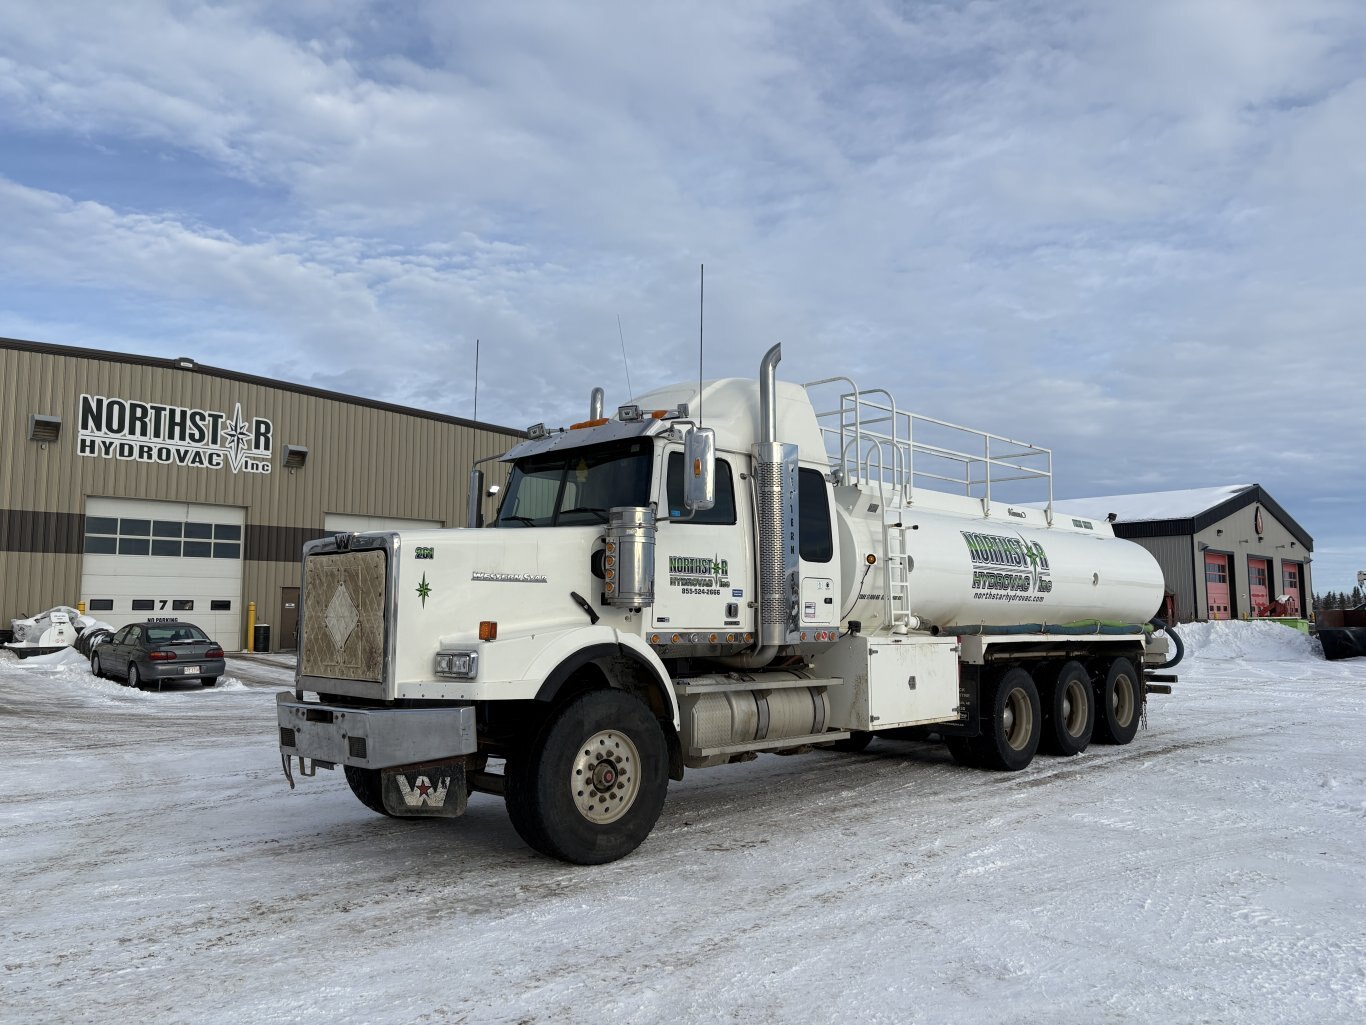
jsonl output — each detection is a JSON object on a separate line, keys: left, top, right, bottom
{"left": 380, "top": 762, "right": 468, "bottom": 818}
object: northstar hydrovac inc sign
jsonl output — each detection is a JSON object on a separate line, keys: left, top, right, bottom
{"left": 77, "top": 394, "right": 273, "bottom": 474}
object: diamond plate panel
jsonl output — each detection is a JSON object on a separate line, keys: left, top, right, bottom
{"left": 301, "top": 549, "right": 387, "bottom": 683}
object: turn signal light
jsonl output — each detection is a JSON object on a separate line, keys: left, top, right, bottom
{"left": 149, "top": 651, "right": 176, "bottom": 661}
{"left": 479, "top": 621, "right": 498, "bottom": 641}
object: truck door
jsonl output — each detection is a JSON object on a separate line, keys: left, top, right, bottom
{"left": 796, "top": 467, "right": 839, "bottom": 632}
{"left": 650, "top": 448, "right": 755, "bottom": 639}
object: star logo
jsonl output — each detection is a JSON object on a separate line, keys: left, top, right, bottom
{"left": 416, "top": 573, "right": 432, "bottom": 607}
{"left": 221, "top": 402, "right": 252, "bottom": 472}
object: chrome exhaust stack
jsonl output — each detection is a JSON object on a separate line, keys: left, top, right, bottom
{"left": 753, "top": 344, "right": 800, "bottom": 653}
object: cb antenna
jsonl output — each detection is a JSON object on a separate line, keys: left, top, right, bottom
{"left": 473, "top": 338, "right": 480, "bottom": 422}
{"left": 617, "top": 315, "right": 634, "bottom": 399}
{"left": 697, "top": 263, "right": 704, "bottom": 426}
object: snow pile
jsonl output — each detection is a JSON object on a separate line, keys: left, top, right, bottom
{"left": 15, "top": 646, "right": 92, "bottom": 667}
{"left": 1175, "top": 619, "right": 1323, "bottom": 661}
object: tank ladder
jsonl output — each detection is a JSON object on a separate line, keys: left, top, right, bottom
{"left": 883, "top": 518, "right": 914, "bottom": 633}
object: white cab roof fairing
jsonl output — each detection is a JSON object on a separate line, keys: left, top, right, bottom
{"left": 629, "top": 378, "right": 829, "bottom": 467}
{"left": 500, "top": 416, "right": 668, "bottom": 462}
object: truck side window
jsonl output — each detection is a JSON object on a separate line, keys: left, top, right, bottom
{"left": 666, "top": 452, "right": 737, "bottom": 524}
{"left": 798, "top": 468, "right": 833, "bottom": 563}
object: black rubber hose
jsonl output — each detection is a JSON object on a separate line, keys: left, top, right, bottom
{"left": 1149, "top": 618, "right": 1184, "bottom": 669}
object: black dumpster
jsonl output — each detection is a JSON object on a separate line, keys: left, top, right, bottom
{"left": 254, "top": 623, "right": 271, "bottom": 653}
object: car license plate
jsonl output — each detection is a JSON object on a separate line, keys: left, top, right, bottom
{"left": 181, "top": 665, "right": 201, "bottom": 674}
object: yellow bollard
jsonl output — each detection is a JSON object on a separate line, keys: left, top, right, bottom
{"left": 77, "top": 600, "right": 86, "bottom": 615}
{"left": 247, "top": 600, "right": 257, "bottom": 652}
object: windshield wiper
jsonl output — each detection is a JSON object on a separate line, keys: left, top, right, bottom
{"left": 558, "top": 507, "right": 610, "bottom": 523}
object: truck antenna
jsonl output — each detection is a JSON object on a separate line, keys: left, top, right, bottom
{"left": 473, "top": 338, "right": 480, "bottom": 422}
{"left": 697, "top": 263, "right": 704, "bottom": 426}
{"left": 617, "top": 315, "right": 634, "bottom": 399}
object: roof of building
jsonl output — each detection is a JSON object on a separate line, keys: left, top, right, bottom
{"left": 0, "top": 335, "right": 524, "bottom": 438}
{"left": 1045, "top": 483, "right": 1313, "bottom": 551}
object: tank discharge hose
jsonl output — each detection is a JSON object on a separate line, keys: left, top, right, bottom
{"left": 1149, "top": 618, "right": 1185, "bottom": 669}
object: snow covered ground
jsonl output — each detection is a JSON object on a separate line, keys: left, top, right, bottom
{"left": 2, "top": 623, "right": 1363, "bottom": 1025}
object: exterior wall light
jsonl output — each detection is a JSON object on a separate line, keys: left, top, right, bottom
{"left": 283, "top": 445, "right": 309, "bottom": 469}
{"left": 29, "top": 414, "right": 61, "bottom": 443}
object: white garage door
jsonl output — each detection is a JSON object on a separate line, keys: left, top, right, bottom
{"left": 81, "top": 498, "right": 246, "bottom": 649}
{"left": 324, "top": 513, "right": 444, "bottom": 533}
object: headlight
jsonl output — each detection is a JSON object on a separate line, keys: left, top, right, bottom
{"left": 434, "top": 650, "right": 479, "bottom": 679}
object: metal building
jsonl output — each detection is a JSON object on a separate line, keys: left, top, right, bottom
{"left": 1, "top": 337, "right": 521, "bottom": 650}
{"left": 1048, "top": 485, "right": 1313, "bottom": 623}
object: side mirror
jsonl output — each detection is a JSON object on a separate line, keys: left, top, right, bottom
{"left": 683, "top": 427, "right": 716, "bottom": 512}
{"left": 467, "top": 468, "right": 485, "bottom": 527}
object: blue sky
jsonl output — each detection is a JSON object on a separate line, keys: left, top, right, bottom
{"left": 1, "top": 0, "right": 1363, "bottom": 592}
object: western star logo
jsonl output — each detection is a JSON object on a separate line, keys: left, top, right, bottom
{"left": 77, "top": 394, "right": 273, "bottom": 474}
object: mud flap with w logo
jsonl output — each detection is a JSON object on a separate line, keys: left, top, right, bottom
{"left": 380, "top": 762, "right": 469, "bottom": 818}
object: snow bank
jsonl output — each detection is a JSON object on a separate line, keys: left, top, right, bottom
{"left": 1175, "top": 619, "right": 1323, "bottom": 661}
{"left": 15, "top": 646, "right": 92, "bottom": 667}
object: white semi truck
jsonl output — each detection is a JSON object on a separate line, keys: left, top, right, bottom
{"left": 277, "top": 346, "right": 1180, "bottom": 863}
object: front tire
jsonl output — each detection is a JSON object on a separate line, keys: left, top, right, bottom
{"left": 973, "top": 667, "right": 1041, "bottom": 771}
{"left": 344, "top": 766, "right": 396, "bottom": 817}
{"left": 128, "top": 664, "right": 146, "bottom": 690}
{"left": 504, "top": 689, "right": 669, "bottom": 865}
{"left": 1094, "top": 657, "right": 1141, "bottom": 745}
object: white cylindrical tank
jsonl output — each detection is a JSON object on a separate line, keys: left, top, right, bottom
{"left": 834, "top": 490, "right": 1164, "bottom": 633}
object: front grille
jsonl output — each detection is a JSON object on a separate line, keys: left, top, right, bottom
{"left": 300, "top": 549, "right": 387, "bottom": 683}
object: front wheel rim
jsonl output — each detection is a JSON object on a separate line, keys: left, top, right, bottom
{"left": 571, "top": 730, "right": 641, "bottom": 824}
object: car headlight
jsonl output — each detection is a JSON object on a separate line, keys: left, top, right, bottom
{"left": 434, "top": 650, "right": 479, "bottom": 679}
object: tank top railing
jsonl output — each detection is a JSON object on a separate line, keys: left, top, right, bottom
{"left": 804, "top": 378, "right": 1055, "bottom": 521}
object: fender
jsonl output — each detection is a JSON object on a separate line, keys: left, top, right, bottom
{"left": 527, "top": 626, "right": 679, "bottom": 729}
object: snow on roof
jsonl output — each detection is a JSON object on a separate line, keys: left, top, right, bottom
{"left": 1043, "top": 484, "right": 1255, "bottom": 523}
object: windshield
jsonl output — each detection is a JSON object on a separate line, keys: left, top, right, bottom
{"left": 495, "top": 439, "right": 653, "bottom": 527}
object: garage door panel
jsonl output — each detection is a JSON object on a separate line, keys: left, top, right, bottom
{"left": 81, "top": 498, "right": 244, "bottom": 649}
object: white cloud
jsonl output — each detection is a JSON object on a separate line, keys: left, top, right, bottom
{"left": 0, "top": 0, "right": 1362, "bottom": 570}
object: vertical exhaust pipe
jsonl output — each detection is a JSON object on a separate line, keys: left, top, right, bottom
{"left": 590, "top": 387, "right": 605, "bottom": 420}
{"left": 723, "top": 344, "right": 799, "bottom": 669}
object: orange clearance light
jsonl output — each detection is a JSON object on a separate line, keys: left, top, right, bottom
{"left": 671, "top": 634, "right": 682, "bottom": 643}
{"left": 479, "top": 621, "right": 498, "bottom": 641}
{"left": 651, "top": 409, "right": 668, "bottom": 419}
{"left": 606, "top": 541, "right": 617, "bottom": 553}
{"left": 709, "top": 633, "right": 718, "bottom": 643}
{"left": 865, "top": 553, "right": 877, "bottom": 565}
{"left": 650, "top": 634, "right": 660, "bottom": 644}
{"left": 693, "top": 458, "right": 702, "bottom": 477}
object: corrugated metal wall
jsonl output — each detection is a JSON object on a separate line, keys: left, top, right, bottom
{"left": 1126, "top": 535, "right": 1199, "bottom": 621}
{"left": 1, "top": 341, "right": 521, "bottom": 640}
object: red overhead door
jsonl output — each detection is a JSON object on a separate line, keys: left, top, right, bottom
{"left": 1205, "top": 553, "right": 1231, "bottom": 620}
{"left": 1248, "top": 558, "right": 1270, "bottom": 615}
{"left": 1282, "top": 562, "right": 1303, "bottom": 616}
